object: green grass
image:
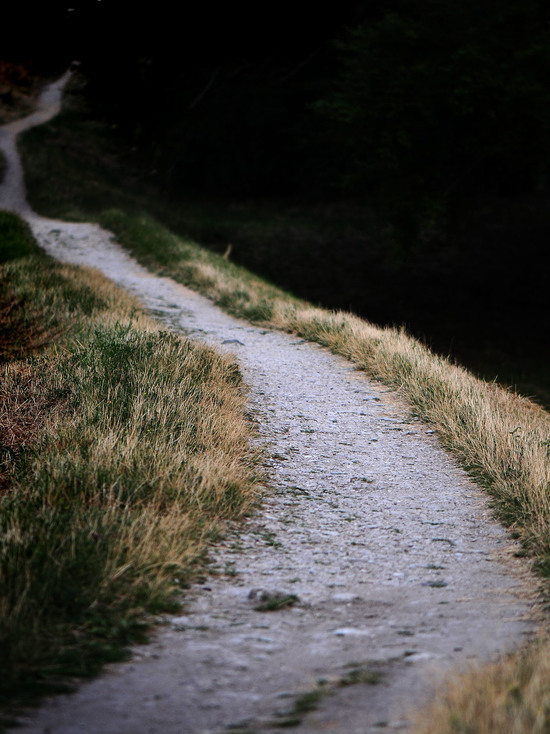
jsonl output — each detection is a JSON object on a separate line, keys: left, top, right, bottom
{"left": 0, "top": 210, "right": 40, "bottom": 263}
{"left": 0, "top": 212, "right": 261, "bottom": 717}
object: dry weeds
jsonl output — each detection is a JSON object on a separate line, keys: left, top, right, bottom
{"left": 0, "top": 61, "right": 43, "bottom": 124}
{"left": 412, "top": 641, "right": 550, "bottom": 733}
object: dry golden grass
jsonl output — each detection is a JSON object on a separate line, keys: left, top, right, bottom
{"left": 0, "top": 231, "right": 262, "bottom": 706}
{"left": 412, "top": 641, "right": 550, "bottom": 733}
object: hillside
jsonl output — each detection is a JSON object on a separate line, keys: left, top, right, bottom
{"left": 1, "top": 71, "right": 550, "bottom": 732}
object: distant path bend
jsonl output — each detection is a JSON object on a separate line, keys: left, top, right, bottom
{"left": 0, "top": 73, "right": 541, "bottom": 734}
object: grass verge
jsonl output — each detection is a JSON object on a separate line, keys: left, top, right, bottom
{"left": 0, "top": 212, "right": 261, "bottom": 718}
{"left": 412, "top": 642, "right": 550, "bottom": 734}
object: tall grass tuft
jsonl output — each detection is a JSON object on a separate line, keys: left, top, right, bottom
{"left": 412, "top": 642, "right": 550, "bottom": 733}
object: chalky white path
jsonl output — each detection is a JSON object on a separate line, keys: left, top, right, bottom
{"left": 1, "top": 75, "right": 540, "bottom": 733}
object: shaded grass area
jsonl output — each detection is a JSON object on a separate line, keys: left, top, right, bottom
{"left": 0, "top": 212, "right": 260, "bottom": 718}
{"left": 0, "top": 213, "right": 51, "bottom": 363}
{"left": 17, "top": 75, "right": 550, "bottom": 410}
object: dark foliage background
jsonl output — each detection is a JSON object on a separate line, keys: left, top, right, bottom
{"left": 3, "top": 0, "right": 550, "bottom": 403}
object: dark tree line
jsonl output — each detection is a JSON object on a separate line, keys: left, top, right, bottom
{"left": 47, "top": 0, "right": 549, "bottom": 253}
{"left": 6, "top": 3, "right": 550, "bottom": 296}
{"left": 319, "top": 0, "right": 550, "bottom": 240}
{"left": 4, "top": 0, "right": 550, "bottom": 398}
{"left": 10, "top": 2, "right": 550, "bottom": 235}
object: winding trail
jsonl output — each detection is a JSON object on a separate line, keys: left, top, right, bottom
{"left": 0, "top": 74, "right": 541, "bottom": 733}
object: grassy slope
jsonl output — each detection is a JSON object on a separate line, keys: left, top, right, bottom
{"left": 0, "top": 212, "right": 260, "bottom": 722}
{"left": 14, "top": 80, "right": 550, "bottom": 732}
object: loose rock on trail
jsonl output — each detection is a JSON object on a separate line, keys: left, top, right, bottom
{"left": 0, "top": 73, "right": 541, "bottom": 733}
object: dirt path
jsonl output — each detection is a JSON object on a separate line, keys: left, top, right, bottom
{"left": 0, "top": 74, "right": 542, "bottom": 733}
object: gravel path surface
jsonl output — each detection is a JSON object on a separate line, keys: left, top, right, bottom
{"left": 0, "top": 74, "right": 541, "bottom": 734}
